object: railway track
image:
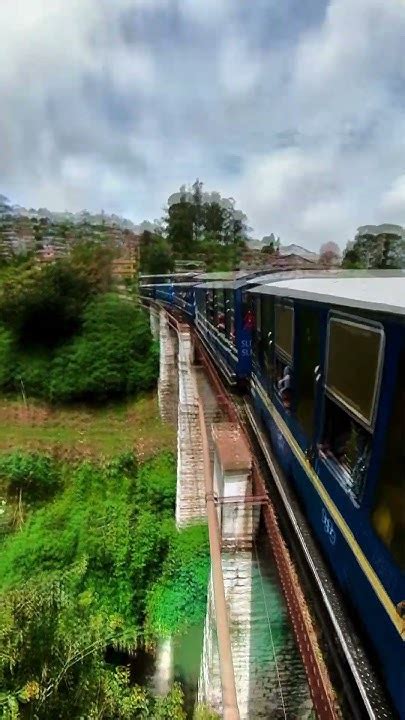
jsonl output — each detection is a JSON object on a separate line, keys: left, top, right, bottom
{"left": 149, "top": 300, "right": 396, "bottom": 719}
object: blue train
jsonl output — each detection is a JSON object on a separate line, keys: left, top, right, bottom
{"left": 140, "top": 270, "right": 405, "bottom": 717}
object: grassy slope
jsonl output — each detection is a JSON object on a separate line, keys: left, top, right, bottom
{"left": 0, "top": 393, "right": 175, "bottom": 458}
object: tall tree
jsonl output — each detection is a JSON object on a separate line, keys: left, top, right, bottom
{"left": 319, "top": 241, "right": 341, "bottom": 267}
{"left": 342, "top": 228, "right": 405, "bottom": 269}
{"left": 192, "top": 178, "right": 204, "bottom": 245}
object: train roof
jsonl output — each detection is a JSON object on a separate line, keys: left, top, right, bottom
{"left": 244, "top": 269, "right": 338, "bottom": 286}
{"left": 194, "top": 269, "right": 272, "bottom": 289}
{"left": 250, "top": 274, "right": 405, "bottom": 316}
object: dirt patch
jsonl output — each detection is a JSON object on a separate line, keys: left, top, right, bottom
{"left": 0, "top": 394, "right": 176, "bottom": 459}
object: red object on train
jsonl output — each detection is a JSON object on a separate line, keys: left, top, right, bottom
{"left": 243, "top": 309, "right": 255, "bottom": 331}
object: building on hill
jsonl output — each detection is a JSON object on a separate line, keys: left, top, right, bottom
{"left": 278, "top": 243, "right": 319, "bottom": 263}
{"left": 0, "top": 214, "right": 141, "bottom": 269}
{"left": 111, "top": 258, "right": 138, "bottom": 280}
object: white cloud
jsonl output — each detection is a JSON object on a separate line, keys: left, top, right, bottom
{"left": 379, "top": 176, "right": 405, "bottom": 225}
{"left": 218, "top": 36, "right": 261, "bottom": 97}
{"left": 1, "top": 0, "right": 405, "bottom": 250}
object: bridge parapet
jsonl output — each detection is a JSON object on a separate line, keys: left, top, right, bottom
{"left": 176, "top": 328, "right": 205, "bottom": 527}
{"left": 158, "top": 310, "right": 177, "bottom": 424}
{"left": 149, "top": 305, "right": 160, "bottom": 340}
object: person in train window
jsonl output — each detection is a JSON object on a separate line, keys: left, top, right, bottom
{"left": 243, "top": 307, "right": 255, "bottom": 331}
{"left": 277, "top": 366, "right": 292, "bottom": 410}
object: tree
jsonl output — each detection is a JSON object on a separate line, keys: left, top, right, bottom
{"left": 0, "top": 261, "right": 95, "bottom": 348}
{"left": 140, "top": 231, "right": 174, "bottom": 275}
{"left": 165, "top": 187, "right": 195, "bottom": 257}
{"left": 164, "top": 180, "right": 250, "bottom": 263}
{"left": 319, "top": 241, "right": 341, "bottom": 267}
{"left": 192, "top": 178, "right": 204, "bottom": 244}
{"left": 342, "top": 227, "right": 405, "bottom": 269}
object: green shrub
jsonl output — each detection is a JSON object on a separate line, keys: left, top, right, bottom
{"left": 146, "top": 524, "right": 210, "bottom": 637}
{"left": 50, "top": 295, "right": 158, "bottom": 402}
{"left": 0, "top": 325, "right": 15, "bottom": 390}
{"left": 14, "top": 352, "right": 51, "bottom": 399}
{"left": 0, "top": 451, "right": 183, "bottom": 718}
{"left": 0, "top": 452, "right": 62, "bottom": 504}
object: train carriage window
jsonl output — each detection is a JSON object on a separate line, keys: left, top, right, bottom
{"left": 224, "top": 289, "right": 235, "bottom": 341}
{"left": 216, "top": 289, "right": 226, "bottom": 334}
{"left": 196, "top": 289, "right": 206, "bottom": 315}
{"left": 212, "top": 289, "right": 219, "bottom": 327}
{"left": 206, "top": 289, "right": 214, "bottom": 324}
{"left": 260, "top": 296, "right": 274, "bottom": 380}
{"left": 295, "top": 306, "right": 320, "bottom": 439}
{"left": 274, "top": 303, "right": 294, "bottom": 409}
{"left": 319, "top": 316, "right": 383, "bottom": 502}
{"left": 319, "top": 396, "right": 372, "bottom": 501}
{"left": 275, "top": 303, "right": 294, "bottom": 363}
{"left": 372, "top": 350, "right": 405, "bottom": 570}
{"left": 326, "top": 318, "right": 384, "bottom": 427}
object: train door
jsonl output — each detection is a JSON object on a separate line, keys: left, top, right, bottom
{"left": 255, "top": 294, "right": 274, "bottom": 394}
{"left": 273, "top": 300, "right": 294, "bottom": 417}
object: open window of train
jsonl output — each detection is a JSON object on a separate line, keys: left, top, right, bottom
{"left": 372, "top": 349, "right": 405, "bottom": 570}
{"left": 274, "top": 302, "right": 294, "bottom": 410}
{"left": 195, "top": 289, "right": 206, "bottom": 316}
{"left": 224, "top": 289, "right": 235, "bottom": 341}
{"left": 206, "top": 289, "right": 214, "bottom": 324}
{"left": 295, "top": 305, "right": 321, "bottom": 439}
{"left": 211, "top": 289, "right": 220, "bottom": 328}
{"left": 214, "top": 289, "right": 226, "bottom": 334}
{"left": 319, "top": 316, "right": 384, "bottom": 502}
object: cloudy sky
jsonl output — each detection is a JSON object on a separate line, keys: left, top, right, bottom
{"left": 1, "top": 0, "right": 405, "bottom": 249}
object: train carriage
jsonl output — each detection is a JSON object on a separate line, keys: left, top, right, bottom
{"left": 194, "top": 273, "right": 260, "bottom": 386}
{"left": 249, "top": 275, "right": 405, "bottom": 717}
